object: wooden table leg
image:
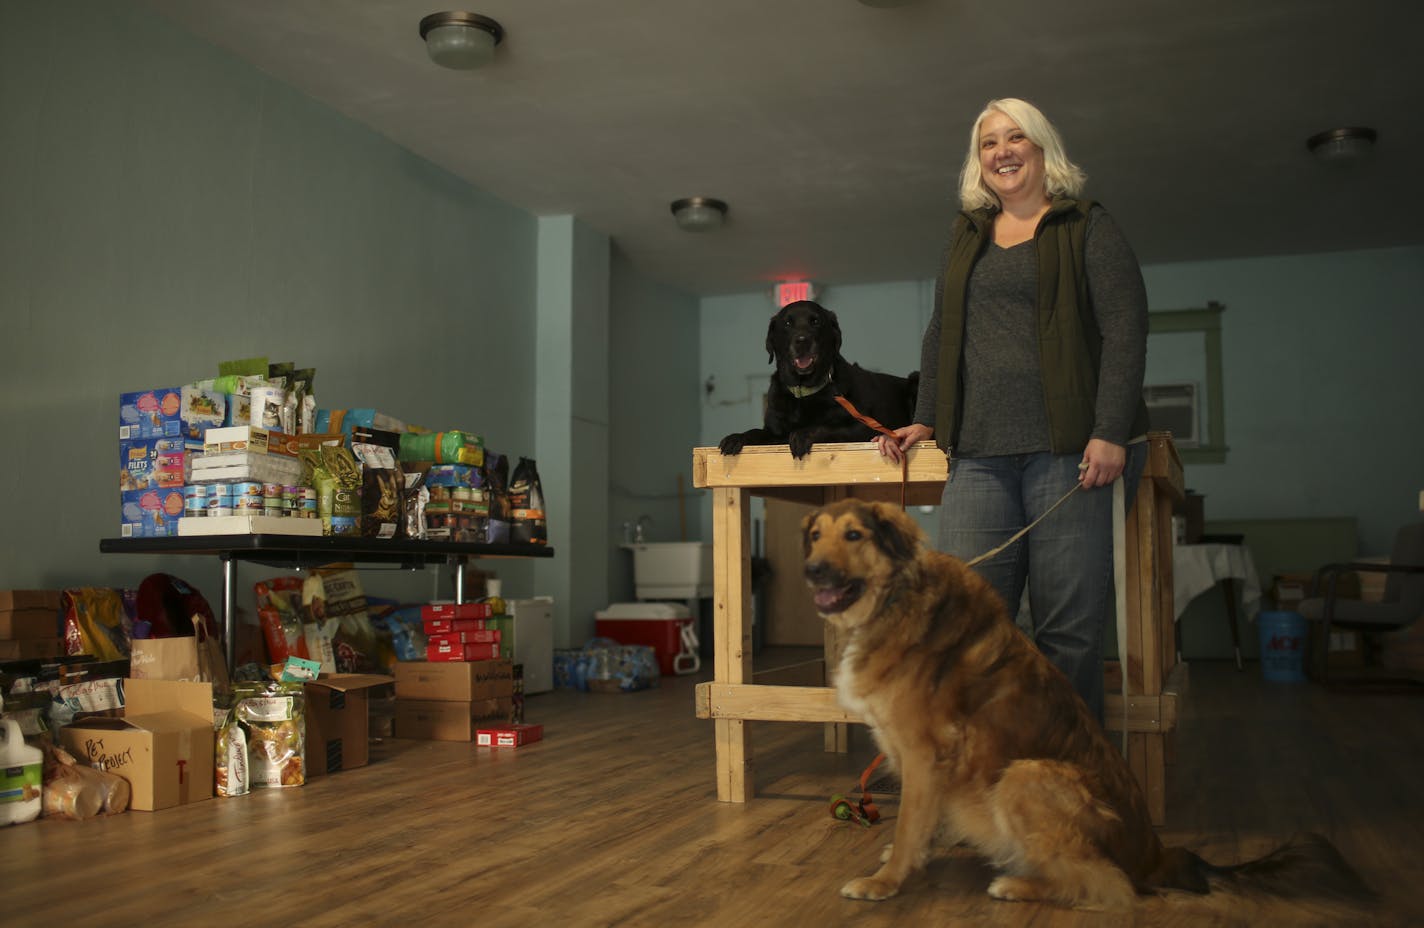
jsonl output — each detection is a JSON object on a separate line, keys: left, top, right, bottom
{"left": 712, "top": 487, "right": 754, "bottom": 802}
{"left": 1220, "top": 577, "right": 1243, "bottom": 671}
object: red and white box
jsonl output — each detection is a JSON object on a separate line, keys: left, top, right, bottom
{"left": 422, "top": 601, "right": 493, "bottom": 621}
{"left": 423, "top": 616, "right": 496, "bottom": 635}
{"left": 427, "top": 629, "right": 501, "bottom": 646}
{"left": 475, "top": 723, "right": 543, "bottom": 748}
{"left": 426, "top": 639, "right": 500, "bottom": 662}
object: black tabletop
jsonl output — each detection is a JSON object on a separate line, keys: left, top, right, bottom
{"left": 100, "top": 534, "right": 554, "bottom": 568}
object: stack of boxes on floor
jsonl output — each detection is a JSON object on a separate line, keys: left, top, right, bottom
{"left": 0, "top": 591, "right": 61, "bottom": 663}
{"left": 392, "top": 583, "right": 542, "bottom": 746}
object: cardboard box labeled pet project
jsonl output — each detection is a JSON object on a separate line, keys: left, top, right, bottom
{"left": 303, "top": 673, "right": 394, "bottom": 777}
{"left": 59, "top": 678, "right": 214, "bottom": 811}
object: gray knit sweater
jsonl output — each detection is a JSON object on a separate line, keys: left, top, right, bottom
{"left": 913, "top": 205, "right": 1148, "bottom": 454}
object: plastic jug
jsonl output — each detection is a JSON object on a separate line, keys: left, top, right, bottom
{"left": 1, "top": 718, "right": 43, "bottom": 825}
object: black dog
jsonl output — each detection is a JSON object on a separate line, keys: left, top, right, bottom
{"left": 719, "top": 300, "right": 919, "bottom": 459}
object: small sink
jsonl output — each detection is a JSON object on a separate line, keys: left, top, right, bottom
{"left": 622, "top": 541, "right": 713, "bottom": 600}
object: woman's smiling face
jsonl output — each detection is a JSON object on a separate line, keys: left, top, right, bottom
{"left": 978, "top": 110, "right": 1047, "bottom": 206}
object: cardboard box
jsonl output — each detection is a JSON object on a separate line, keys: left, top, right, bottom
{"left": 394, "top": 697, "right": 514, "bottom": 742}
{"left": 393, "top": 659, "right": 513, "bottom": 701}
{"left": 1, "top": 601, "right": 59, "bottom": 640}
{"left": 1271, "top": 571, "right": 1360, "bottom": 609}
{"left": 303, "top": 673, "right": 394, "bottom": 777}
{"left": 0, "top": 638, "right": 63, "bottom": 660}
{"left": 202, "top": 425, "right": 297, "bottom": 457}
{"left": 0, "top": 590, "right": 61, "bottom": 612}
{"left": 189, "top": 450, "right": 305, "bottom": 486}
{"left": 59, "top": 678, "right": 214, "bottom": 811}
{"left": 475, "top": 723, "right": 543, "bottom": 748}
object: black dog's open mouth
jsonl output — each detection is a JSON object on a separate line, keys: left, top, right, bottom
{"left": 792, "top": 353, "right": 818, "bottom": 373}
{"left": 812, "top": 579, "right": 864, "bottom": 614}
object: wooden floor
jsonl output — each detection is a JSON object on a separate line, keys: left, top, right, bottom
{"left": 3, "top": 655, "right": 1421, "bottom": 927}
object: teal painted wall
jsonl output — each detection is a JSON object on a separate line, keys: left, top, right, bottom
{"left": 534, "top": 216, "right": 612, "bottom": 646}
{"left": 608, "top": 248, "right": 702, "bottom": 604}
{"left": 1142, "top": 246, "right": 1424, "bottom": 557}
{"left": 0, "top": 3, "right": 542, "bottom": 609}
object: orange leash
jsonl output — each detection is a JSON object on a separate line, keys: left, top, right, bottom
{"left": 828, "top": 394, "right": 902, "bottom": 824}
{"left": 832, "top": 395, "right": 909, "bottom": 511}
{"left": 829, "top": 751, "right": 885, "bottom": 826}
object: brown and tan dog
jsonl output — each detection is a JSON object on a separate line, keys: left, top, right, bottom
{"left": 802, "top": 498, "right": 1374, "bottom": 913}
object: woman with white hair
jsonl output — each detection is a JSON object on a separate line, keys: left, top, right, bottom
{"left": 878, "top": 97, "right": 1150, "bottom": 722}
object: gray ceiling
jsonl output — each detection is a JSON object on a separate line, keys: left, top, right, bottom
{"left": 140, "top": 0, "right": 1424, "bottom": 297}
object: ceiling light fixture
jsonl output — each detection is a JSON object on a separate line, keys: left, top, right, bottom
{"left": 1306, "top": 127, "right": 1378, "bottom": 164}
{"left": 419, "top": 11, "right": 505, "bottom": 70}
{"left": 670, "top": 197, "right": 728, "bottom": 233}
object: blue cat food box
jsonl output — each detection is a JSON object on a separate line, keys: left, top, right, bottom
{"left": 119, "top": 388, "right": 183, "bottom": 440}
{"left": 120, "top": 487, "right": 184, "bottom": 537}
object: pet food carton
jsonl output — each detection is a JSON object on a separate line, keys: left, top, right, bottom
{"left": 59, "top": 679, "right": 214, "bottom": 811}
{"left": 120, "top": 487, "right": 185, "bottom": 538}
{"left": 475, "top": 723, "right": 543, "bottom": 748}
{"left": 119, "top": 388, "right": 183, "bottom": 440}
{"left": 180, "top": 381, "right": 226, "bottom": 442}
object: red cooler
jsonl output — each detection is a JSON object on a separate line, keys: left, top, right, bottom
{"left": 594, "top": 602, "right": 695, "bottom": 676}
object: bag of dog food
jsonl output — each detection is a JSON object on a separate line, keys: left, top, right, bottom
{"left": 509, "top": 457, "right": 547, "bottom": 545}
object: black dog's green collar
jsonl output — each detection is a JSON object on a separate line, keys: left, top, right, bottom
{"left": 787, "top": 369, "right": 832, "bottom": 399}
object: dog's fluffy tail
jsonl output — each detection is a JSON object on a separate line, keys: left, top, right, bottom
{"left": 1160, "top": 832, "right": 1375, "bottom": 904}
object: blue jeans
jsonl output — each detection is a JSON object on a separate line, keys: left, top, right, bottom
{"left": 937, "top": 445, "right": 1148, "bottom": 722}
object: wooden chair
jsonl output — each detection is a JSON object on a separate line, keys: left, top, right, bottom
{"left": 1297, "top": 521, "right": 1424, "bottom": 685}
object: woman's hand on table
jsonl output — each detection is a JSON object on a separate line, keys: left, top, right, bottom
{"left": 876, "top": 423, "right": 934, "bottom": 464}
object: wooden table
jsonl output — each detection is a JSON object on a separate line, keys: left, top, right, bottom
{"left": 692, "top": 434, "right": 1186, "bottom": 825}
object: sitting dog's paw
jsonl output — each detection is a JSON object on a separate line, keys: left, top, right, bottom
{"left": 840, "top": 876, "right": 900, "bottom": 901}
{"left": 987, "top": 876, "right": 1039, "bottom": 903}
{"left": 788, "top": 431, "right": 815, "bottom": 458}
{"left": 718, "top": 434, "right": 745, "bottom": 456}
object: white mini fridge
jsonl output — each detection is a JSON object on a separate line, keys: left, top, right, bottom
{"left": 507, "top": 596, "right": 554, "bottom": 694}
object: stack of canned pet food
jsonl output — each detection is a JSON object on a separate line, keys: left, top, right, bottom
{"left": 183, "top": 482, "right": 317, "bottom": 520}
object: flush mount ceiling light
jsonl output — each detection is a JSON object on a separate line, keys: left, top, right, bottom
{"left": 670, "top": 197, "right": 728, "bottom": 233}
{"left": 1306, "top": 127, "right": 1378, "bottom": 163}
{"left": 419, "top": 11, "right": 505, "bottom": 70}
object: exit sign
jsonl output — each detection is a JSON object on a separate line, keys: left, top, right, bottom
{"left": 773, "top": 281, "right": 816, "bottom": 307}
